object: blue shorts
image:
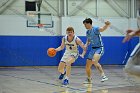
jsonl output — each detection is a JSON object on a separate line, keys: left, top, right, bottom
{"left": 87, "top": 47, "right": 104, "bottom": 60}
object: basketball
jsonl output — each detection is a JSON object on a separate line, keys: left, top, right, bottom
{"left": 47, "top": 48, "right": 56, "bottom": 57}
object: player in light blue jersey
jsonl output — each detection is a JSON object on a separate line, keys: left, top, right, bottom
{"left": 83, "top": 18, "right": 111, "bottom": 83}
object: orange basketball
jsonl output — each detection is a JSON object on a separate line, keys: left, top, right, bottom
{"left": 47, "top": 48, "right": 56, "bottom": 57}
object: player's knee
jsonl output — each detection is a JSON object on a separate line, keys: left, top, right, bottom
{"left": 93, "top": 62, "right": 98, "bottom": 66}
{"left": 67, "top": 58, "right": 75, "bottom": 64}
{"left": 94, "top": 63, "right": 101, "bottom": 67}
{"left": 66, "top": 62, "right": 72, "bottom": 66}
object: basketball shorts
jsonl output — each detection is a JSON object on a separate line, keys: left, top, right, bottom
{"left": 87, "top": 47, "right": 104, "bottom": 60}
{"left": 61, "top": 51, "right": 79, "bottom": 63}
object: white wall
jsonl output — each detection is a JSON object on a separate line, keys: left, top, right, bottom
{"left": 62, "top": 17, "right": 138, "bottom": 36}
{"left": 0, "top": 15, "right": 138, "bottom": 36}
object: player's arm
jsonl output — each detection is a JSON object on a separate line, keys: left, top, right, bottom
{"left": 76, "top": 38, "right": 86, "bottom": 51}
{"left": 135, "top": 29, "right": 140, "bottom": 36}
{"left": 99, "top": 21, "right": 111, "bottom": 32}
{"left": 76, "top": 38, "right": 87, "bottom": 58}
{"left": 123, "top": 29, "right": 140, "bottom": 43}
{"left": 81, "top": 39, "right": 90, "bottom": 58}
{"left": 85, "top": 39, "right": 90, "bottom": 48}
{"left": 55, "top": 37, "right": 65, "bottom": 51}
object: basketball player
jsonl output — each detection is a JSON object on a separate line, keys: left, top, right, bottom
{"left": 55, "top": 27, "right": 86, "bottom": 85}
{"left": 123, "top": 14, "right": 140, "bottom": 77}
{"left": 83, "top": 18, "right": 111, "bottom": 83}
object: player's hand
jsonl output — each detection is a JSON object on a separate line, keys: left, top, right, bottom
{"left": 54, "top": 49, "right": 58, "bottom": 52}
{"left": 122, "top": 29, "right": 136, "bottom": 43}
{"left": 80, "top": 54, "right": 84, "bottom": 58}
{"left": 105, "top": 21, "right": 111, "bottom": 26}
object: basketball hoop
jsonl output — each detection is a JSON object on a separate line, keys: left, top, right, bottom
{"left": 37, "top": 24, "right": 44, "bottom": 28}
{"left": 37, "top": 24, "right": 45, "bottom": 31}
{"left": 27, "top": 11, "right": 36, "bottom": 17}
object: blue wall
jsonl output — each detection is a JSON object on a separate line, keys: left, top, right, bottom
{"left": 0, "top": 36, "right": 139, "bottom": 66}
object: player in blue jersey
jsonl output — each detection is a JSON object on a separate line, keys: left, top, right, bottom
{"left": 82, "top": 18, "right": 111, "bottom": 83}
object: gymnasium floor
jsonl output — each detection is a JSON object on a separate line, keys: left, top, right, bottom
{"left": 0, "top": 65, "right": 140, "bottom": 93}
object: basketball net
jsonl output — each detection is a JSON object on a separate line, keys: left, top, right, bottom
{"left": 27, "top": 11, "right": 36, "bottom": 17}
{"left": 37, "top": 24, "right": 45, "bottom": 31}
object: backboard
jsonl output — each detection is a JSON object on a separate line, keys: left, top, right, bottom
{"left": 26, "top": 11, "right": 53, "bottom": 28}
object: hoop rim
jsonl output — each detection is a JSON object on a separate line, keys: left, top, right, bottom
{"left": 37, "top": 24, "right": 44, "bottom": 27}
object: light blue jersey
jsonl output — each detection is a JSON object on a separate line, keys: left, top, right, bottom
{"left": 86, "top": 26, "right": 103, "bottom": 47}
{"left": 86, "top": 26, "right": 104, "bottom": 60}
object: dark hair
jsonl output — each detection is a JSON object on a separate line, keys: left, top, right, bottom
{"left": 83, "top": 18, "right": 92, "bottom": 25}
{"left": 66, "top": 27, "right": 74, "bottom": 32}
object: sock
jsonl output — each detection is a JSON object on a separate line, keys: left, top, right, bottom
{"left": 61, "top": 72, "right": 65, "bottom": 75}
{"left": 101, "top": 73, "right": 105, "bottom": 77}
{"left": 65, "top": 76, "right": 69, "bottom": 80}
{"left": 88, "top": 77, "right": 91, "bottom": 80}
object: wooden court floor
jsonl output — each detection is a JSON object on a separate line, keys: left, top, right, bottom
{"left": 0, "top": 65, "right": 140, "bottom": 93}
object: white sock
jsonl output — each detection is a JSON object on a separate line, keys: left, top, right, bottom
{"left": 101, "top": 73, "right": 105, "bottom": 77}
{"left": 65, "top": 76, "right": 69, "bottom": 80}
{"left": 88, "top": 77, "right": 91, "bottom": 79}
{"left": 62, "top": 72, "right": 65, "bottom": 74}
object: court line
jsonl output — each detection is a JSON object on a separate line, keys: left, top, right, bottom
{"left": 0, "top": 74, "right": 86, "bottom": 92}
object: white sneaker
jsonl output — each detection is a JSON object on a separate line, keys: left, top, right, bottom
{"left": 83, "top": 78, "right": 92, "bottom": 84}
{"left": 101, "top": 76, "right": 108, "bottom": 82}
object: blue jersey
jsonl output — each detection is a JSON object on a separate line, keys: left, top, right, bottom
{"left": 86, "top": 26, "right": 103, "bottom": 47}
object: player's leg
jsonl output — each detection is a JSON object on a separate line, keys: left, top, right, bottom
{"left": 84, "top": 50, "right": 94, "bottom": 83}
{"left": 58, "top": 52, "right": 67, "bottom": 80}
{"left": 92, "top": 48, "right": 108, "bottom": 82}
{"left": 63, "top": 53, "right": 78, "bottom": 85}
{"left": 93, "top": 54, "right": 104, "bottom": 76}
{"left": 58, "top": 61, "right": 66, "bottom": 80}
{"left": 65, "top": 56, "right": 75, "bottom": 77}
{"left": 63, "top": 56, "right": 75, "bottom": 85}
{"left": 85, "top": 59, "right": 93, "bottom": 83}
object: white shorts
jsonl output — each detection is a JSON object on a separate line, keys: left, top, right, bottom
{"left": 60, "top": 51, "right": 79, "bottom": 63}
